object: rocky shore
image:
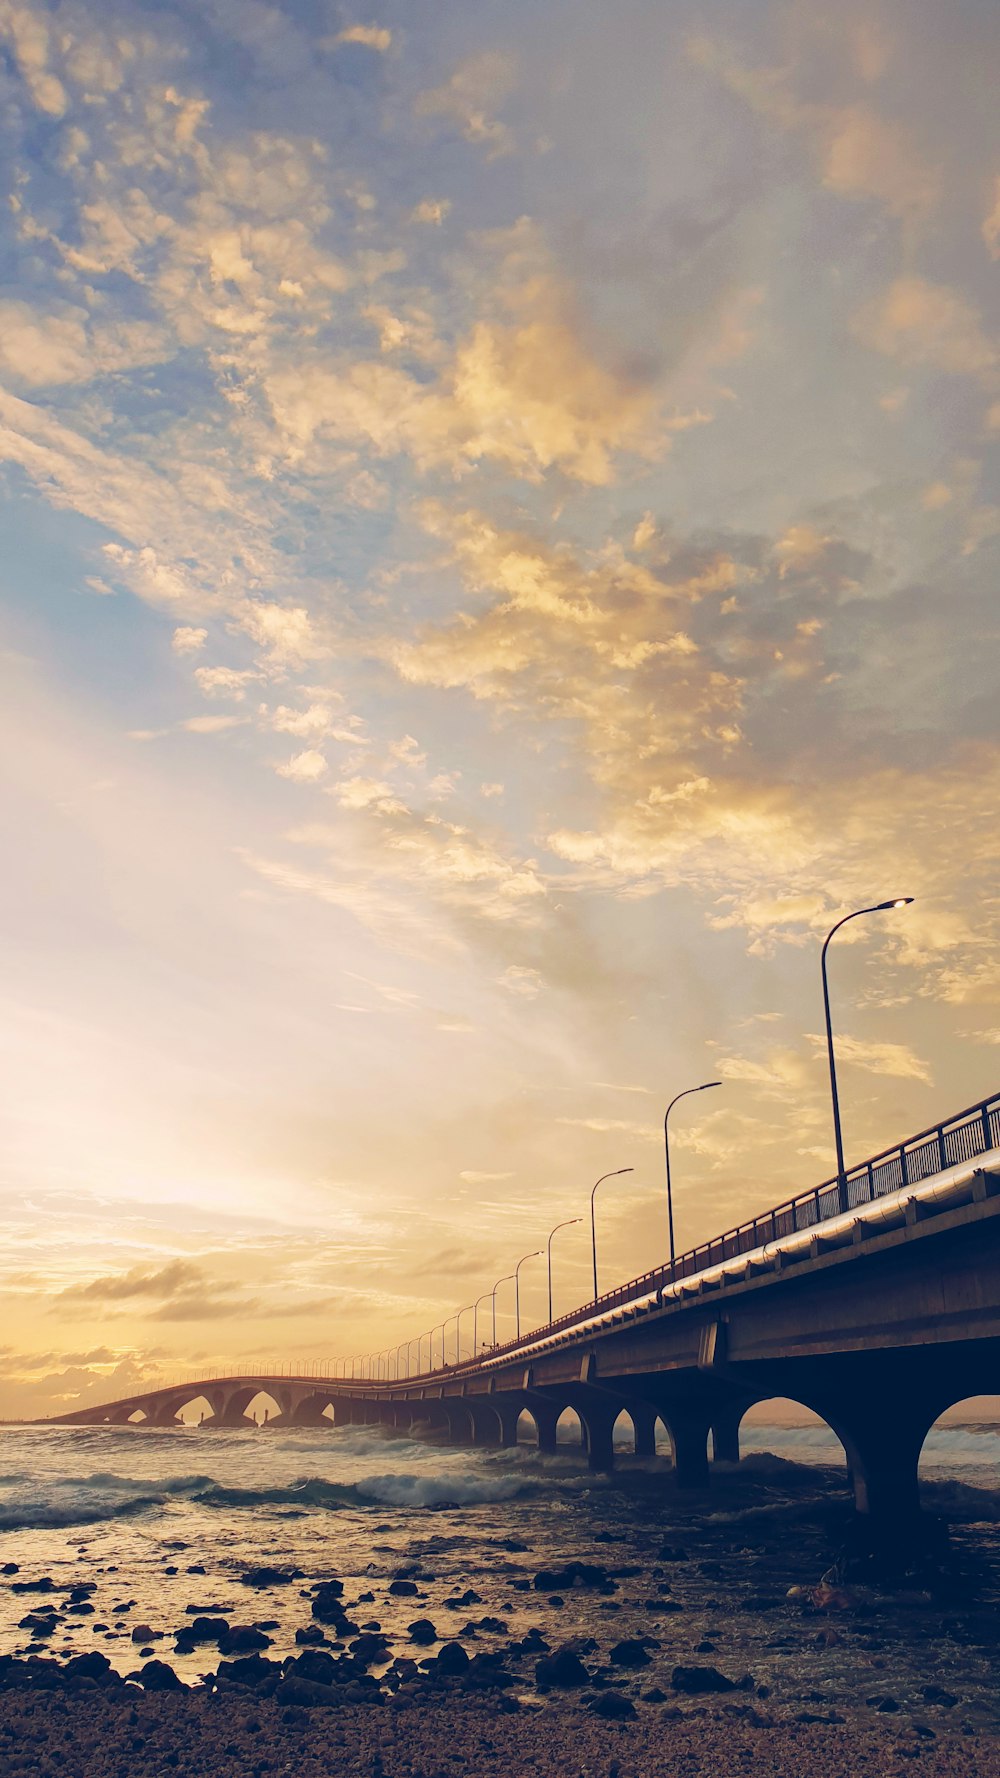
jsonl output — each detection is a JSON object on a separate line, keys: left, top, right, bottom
{"left": 2, "top": 1451, "right": 1000, "bottom": 1773}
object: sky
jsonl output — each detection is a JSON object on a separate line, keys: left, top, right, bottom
{"left": 0, "top": 0, "right": 998, "bottom": 1421}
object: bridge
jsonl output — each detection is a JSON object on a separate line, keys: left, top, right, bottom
{"left": 46, "top": 1092, "right": 1000, "bottom": 1545}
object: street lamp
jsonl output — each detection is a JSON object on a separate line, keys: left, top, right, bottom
{"left": 443, "top": 1312, "right": 459, "bottom": 1368}
{"left": 455, "top": 1305, "right": 475, "bottom": 1364}
{"left": 590, "top": 1169, "right": 634, "bottom": 1301}
{"left": 491, "top": 1273, "right": 514, "bottom": 1346}
{"left": 546, "top": 1218, "right": 582, "bottom": 1324}
{"left": 822, "top": 898, "right": 914, "bottom": 1213}
{"left": 473, "top": 1289, "right": 493, "bottom": 1355}
{"left": 664, "top": 1083, "right": 721, "bottom": 1266}
{"left": 514, "top": 1250, "right": 542, "bottom": 1340}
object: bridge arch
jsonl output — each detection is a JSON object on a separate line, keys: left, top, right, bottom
{"left": 245, "top": 1390, "right": 282, "bottom": 1426}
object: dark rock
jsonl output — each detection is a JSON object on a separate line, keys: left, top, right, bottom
{"left": 642, "top": 1687, "right": 669, "bottom": 1703}
{"left": 1, "top": 1563, "right": 19, "bottom": 1574}
{"left": 295, "top": 1625, "right": 326, "bottom": 1646}
{"left": 186, "top": 1565, "right": 206, "bottom": 1575}
{"left": 408, "top": 1619, "right": 438, "bottom": 1645}
{"left": 285, "top": 1650, "right": 342, "bottom": 1686}
{"left": 434, "top": 1642, "right": 471, "bottom": 1677}
{"left": 164, "top": 1566, "right": 178, "bottom": 1576}
{"left": 476, "top": 1617, "right": 508, "bottom": 1634}
{"left": 68, "top": 1585, "right": 96, "bottom": 1602}
{"left": 610, "top": 1639, "right": 652, "bottom": 1669}
{"left": 11, "top": 1578, "right": 55, "bottom": 1593}
{"left": 241, "top": 1567, "right": 297, "bottom": 1589}
{"left": 547, "top": 1596, "right": 564, "bottom": 1608}
{"left": 588, "top": 1691, "right": 636, "bottom": 1720}
{"left": 388, "top": 1579, "right": 419, "bottom": 1597}
{"left": 644, "top": 1599, "right": 683, "bottom": 1614}
{"left": 63, "top": 1652, "right": 112, "bottom": 1682}
{"left": 18, "top": 1614, "right": 58, "bottom": 1635}
{"left": 215, "top": 1655, "right": 283, "bottom": 1690}
{"left": 349, "top": 1633, "right": 389, "bottom": 1665}
{"left": 671, "top": 1666, "right": 737, "bottom": 1694}
{"left": 185, "top": 1616, "right": 230, "bottom": 1643}
{"left": 130, "top": 1625, "right": 158, "bottom": 1643}
{"left": 274, "top": 1676, "right": 341, "bottom": 1709}
{"left": 67, "top": 1602, "right": 94, "bottom": 1615}
{"left": 922, "top": 1685, "right": 958, "bottom": 1707}
{"left": 658, "top": 1545, "right": 688, "bottom": 1562}
{"left": 134, "top": 1660, "right": 183, "bottom": 1692}
{"left": 218, "top": 1626, "right": 271, "bottom": 1654}
{"left": 311, "top": 1581, "right": 351, "bottom": 1626}
{"left": 533, "top": 1562, "right": 613, "bottom": 1593}
{"left": 868, "top": 1696, "right": 900, "bottom": 1713}
{"left": 594, "top": 1531, "right": 626, "bottom": 1544}
{"left": 796, "top": 1711, "right": 846, "bottom": 1724}
{"left": 535, "top": 1647, "right": 590, "bottom": 1689}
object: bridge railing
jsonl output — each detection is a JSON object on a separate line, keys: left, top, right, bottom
{"left": 416, "top": 1087, "right": 1000, "bottom": 1378}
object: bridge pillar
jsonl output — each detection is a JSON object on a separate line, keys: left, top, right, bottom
{"left": 629, "top": 1401, "right": 658, "bottom": 1459}
{"left": 579, "top": 1403, "right": 617, "bottom": 1473}
{"left": 533, "top": 1404, "right": 559, "bottom": 1453}
{"left": 710, "top": 1403, "right": 744, "bottom": 1465}
{"left": 662, "top": 1405, "right": 711, "bottom": 1490}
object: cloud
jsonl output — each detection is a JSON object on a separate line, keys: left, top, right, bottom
{"left": 275, "top": 748, "right": 327, "bottom": 781}
{"left": 853, "top": 278, "right": 997, "bottom": 380}
{"left": 0, "top": 1, "right": 68, "bottom": 116}
{"left": 58, "top": 1258, "right": 255, "bottom": 1323}
{"left": 410, "top": 199, "right": 451, "bottom": 225}
{"left": 182, "top": 714, "right": 245, "bottom": 733}
{"left": 804, "top": 1033, "right": 932, "bottom": 1084}
{"left": 331, "top": 24, "right": 391, "bottom": 53}
{"left": 690, "top": 36, "right": 940, "bottom": 226}
{"left": 266, "top": 272, "right": 667, "bottom": 486}
{"left": 414, "top": 52, "right": 516, "bottom": 158}
{"left": 172, "top": 626, "right": 208, "bottom": 654}
{"left": 459, "top": 1170, "right": 513, "bottom": 1183}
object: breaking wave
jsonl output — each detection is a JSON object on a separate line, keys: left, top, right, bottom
{"left": 0, "top": 1463, "right": 544, "bottom": 1531}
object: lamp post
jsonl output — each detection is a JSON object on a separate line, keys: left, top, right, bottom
{"left": 491, "top": 1273, "right": 514, "bottom": 1346}
{"left": 443, "top": 1312, "right": 459, "bottom": 1368}
{"left": 546, "top": 1217, "right": 582, "bottom": 1324}
{"left": 590, "top": 1168, "right": 634, "bottom": 1301}
{"left": 473, "top": 1289, "right": 493, "bottom": 1355}
{"left": 431, "top": 1324, "right": 445, "bottom": 1371}
{"left": 514, "top": 1250, "right": 542, "bottom": 1340}
{"left": 822, "top": 898, "right": 914, "bottom": 1213}
{"left": 455, "top": 1305, "right": 474, "bottom": 1364}
{"left": 664, "top": 1083, "right": 721, "bottom": 1267}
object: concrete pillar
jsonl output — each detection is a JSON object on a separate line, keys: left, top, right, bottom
{"left": 630, "top": 1402, "right": 658, "bottom": 1459}
{"left": 580, "top": 1406, "right": 616, "bottom": 1473}
{"left": 710, "top": 1404, "right": 743, "bottom": 1464}
{"left": 533, "top": 1405, "right": 559, "bottom": 1453}
{"left": 664, "top": 1406, "right": 711, "bottom": 1490}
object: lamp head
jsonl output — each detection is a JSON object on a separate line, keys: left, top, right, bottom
{"left": 877, "top": 896, "right": 914, "bottom": 910}
{"left": 700, "top": 1081, "right": 722, "bottom": 1091}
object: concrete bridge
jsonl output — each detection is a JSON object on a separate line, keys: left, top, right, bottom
{"left": 45, "top": 1093, "right": 1000, "bottom": 1545}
